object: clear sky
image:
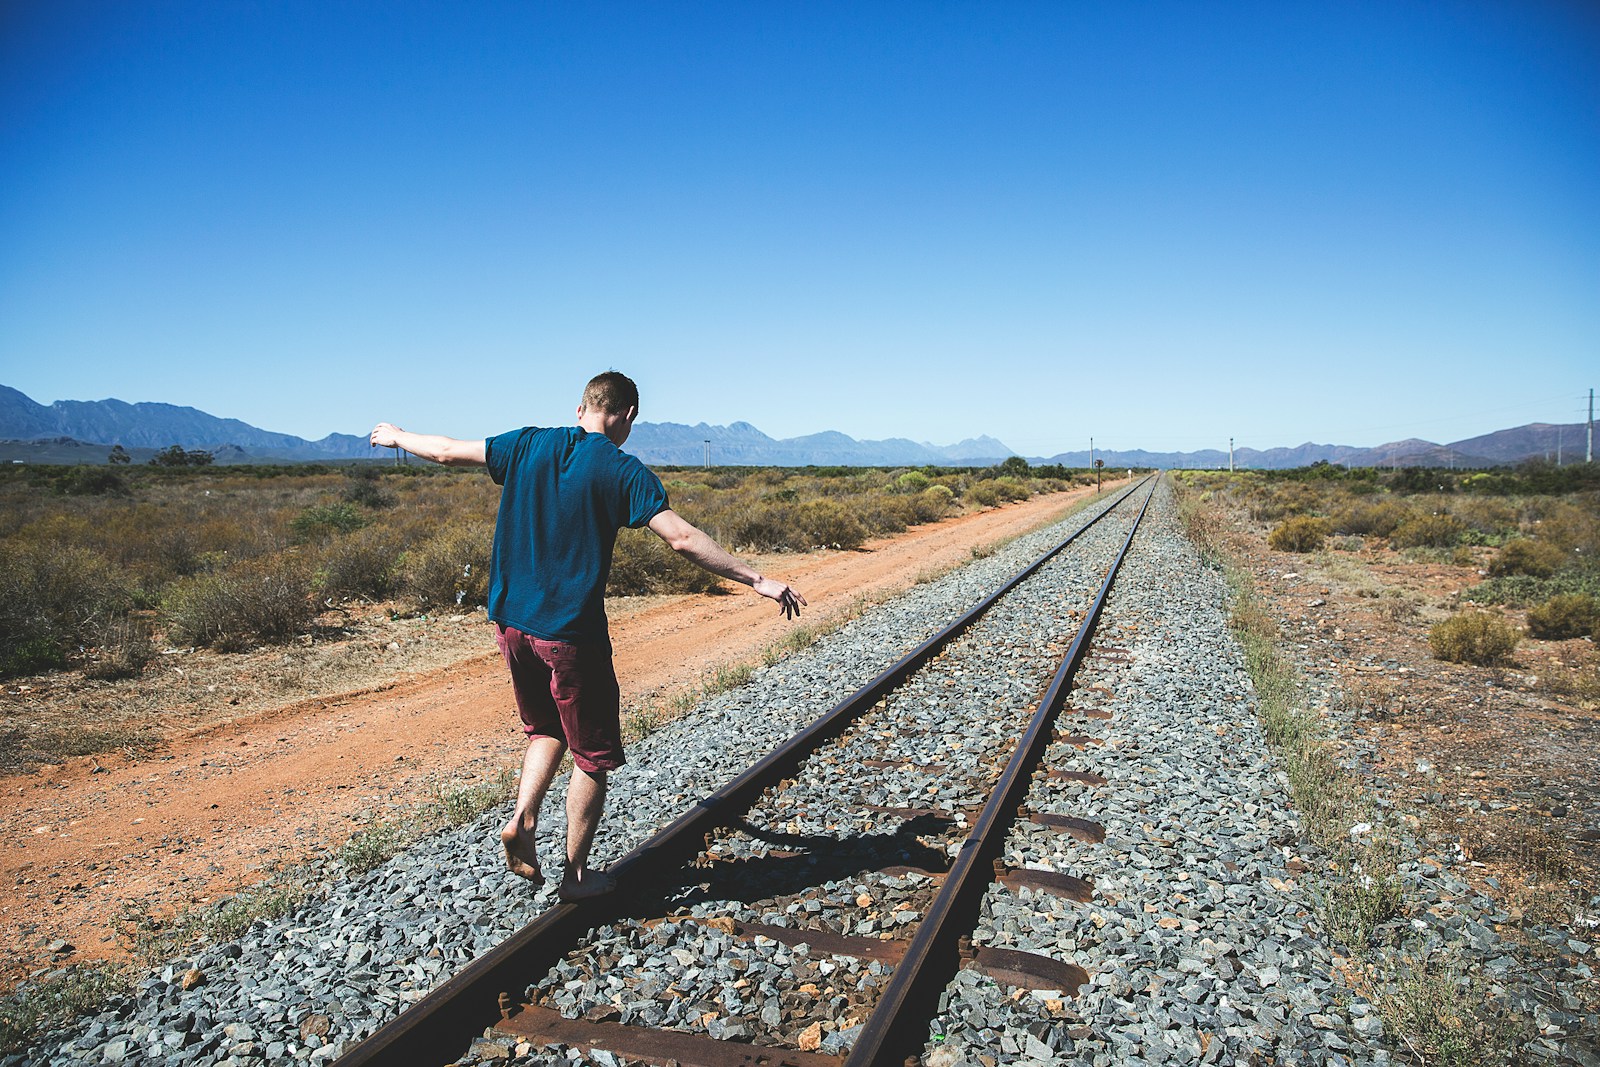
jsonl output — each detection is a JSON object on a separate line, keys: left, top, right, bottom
{"left": 2, "top": 2, "right": 1596, "bottom": 458}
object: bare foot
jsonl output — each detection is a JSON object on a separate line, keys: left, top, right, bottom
{"left": 500, "top": 818, "right": 545, "bottom": 885}
{"left": 558, "top": 865, "right": 615, "bottom": 902}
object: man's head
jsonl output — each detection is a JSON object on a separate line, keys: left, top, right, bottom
{"left": 577, "top": 371, "right": 640, "bottom": 445}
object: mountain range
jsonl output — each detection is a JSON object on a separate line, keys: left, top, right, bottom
{"left": 0, "top": 384, "right": 1590, "bottom": 470}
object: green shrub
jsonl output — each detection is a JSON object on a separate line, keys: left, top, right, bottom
{"left": 164, "top": 554, "right": 314, "bottom": 651}
{"left": 399, "top": 522, "right": 491, "bottom": 611}
{"left": 1525, "top": 593, "right": 1600, "bottom": 641}
{"left": 1468, "top": 568, "right": 1600, "bottom": 609}
{"left": 1330, "top": 500, "right": 1410, "bottom": 538}
{"left": 1488, "top": 538, "right": 1567, "bottom": 578}
{"left": 607, "top": 528, "right": 725, "bottom": 596}
{"left": 895, "top": 471, "right": 931, "bottom": 493}
{"left": 1429, "top": 611, "right": 1520, "bottom": 666}
{"left": 1390, "top": 513, "right": 1467, "bottom": 549}
{"left": 0, "top": 541, "right": 129, "bottom": 676}
{"left": 1268, "top": 516, "right": 1329, "bottom": 553}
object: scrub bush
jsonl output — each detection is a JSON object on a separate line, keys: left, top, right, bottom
{"left": 990, "top": 477, "right": 1031, "bottom": 503}
{"left": 725, "top": 504, "right": 792, "bottom": 552}
{"left": 1525, "top": 593, "right": 1600, "bottom": 641}
{"left": 1390, "top": 513, "right": 1467, "bottom": 549}
{"left": 793, "top": 499, "right": 867, "bottom": 550}
{"left": 895, "top": 471, "right": 931, "bottom": 493}
{"left": 1330, "top": 500, "right": 1410, "bottom": 538}
{"left": 399, "top": 522, "right": 492, "bottom": 611}
{"left": 1429, "top": 611, "right": 1520, "bottom": 666}
{"left": 966, "top": 483, "right": 1002, "bottom": 507}
{"left": 341, "top": 467, "right": 396, "bottom": 509}
{"left": 1268, "top": 516, "right": 1329, "bottom": 553}
{"left": 291, "top": 502, "right": 368, "bottom": 542}
{"left": 164, "top": 553, "right": 314, "bottom": 652}
{"left": 911, "top": 485, "right": 955, "bottom": 523}
{"left": 1488, "top": 539, "right": 1567, "bottom": 578}
{"left": 315, "top": 526, "right": 403, "bottom": 602}
{"left": 607, "top": 528, "right": 725, "bottom": 596}
{"left": 0, "top": 541, "right": 130, "bottom": 676}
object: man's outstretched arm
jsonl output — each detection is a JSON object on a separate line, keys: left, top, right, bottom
{"left": 369, "top": 423, "right": 486, "bottom": 466}
{"left": 647, "top": 508, "right": 806, "bottom": 619}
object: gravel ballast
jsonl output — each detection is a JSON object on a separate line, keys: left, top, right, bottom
{"left": 23, "top": 480, "right": 1582, "bottom": 1066}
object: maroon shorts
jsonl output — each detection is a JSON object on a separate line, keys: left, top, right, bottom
{"left": 494, "top": 624, "right": 625, "bottom": 773}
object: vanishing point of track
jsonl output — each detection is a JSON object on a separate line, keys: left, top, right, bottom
{"left": 335, "top": 475, "right": 1158, "bottom": 1067}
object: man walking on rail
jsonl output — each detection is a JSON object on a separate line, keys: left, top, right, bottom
{"left": 370, "top": 372, "right": 805, "bottom": 901}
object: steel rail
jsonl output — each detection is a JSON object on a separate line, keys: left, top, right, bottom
{"left": 842, "top": 474, "right": 1158, "bottom": 1067}
{"left": 333, "top": 477, "right": 1150, "bottom": 1067}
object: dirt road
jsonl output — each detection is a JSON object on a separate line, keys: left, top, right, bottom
{"left": 0, "top": 485, "right": 1114, "bottom": 986}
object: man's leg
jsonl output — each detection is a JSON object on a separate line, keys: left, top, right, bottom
{"left": 500, "top": 734, "right": 566, "bottom": 883}
{"left": 558, "top": 765, "right": 609, "bottom": 898}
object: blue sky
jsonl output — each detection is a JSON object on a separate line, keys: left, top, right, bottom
{"left": 2, "top": 2, "right": 1596, "bottom": 458}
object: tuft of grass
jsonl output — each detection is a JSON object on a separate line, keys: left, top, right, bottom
{"left": 81, "top": 614, "right": 154, "bottom": 681}
{"left": 1315, "top": 837, "right": 1406, "bottom": 951}
{"left": 1544, "top": 665, "right": 1600, "bottom": 708}
{"left": 1369, "top": 951, "right": 1530, "bottom": 1067}
{"left": 0, "top": 961, "right": 133, "bottom": 1057}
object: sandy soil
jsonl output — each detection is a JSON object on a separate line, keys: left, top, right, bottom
{"left": 0, "top": 485, "right": 1119, "bottom": 988}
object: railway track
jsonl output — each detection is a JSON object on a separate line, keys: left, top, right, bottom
{"left": 334, "top": 476, "right": 1156, "bottom": 1067}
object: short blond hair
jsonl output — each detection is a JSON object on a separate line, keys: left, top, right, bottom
{"left": 580, "top": 371, "right": 639, "bottom": 415}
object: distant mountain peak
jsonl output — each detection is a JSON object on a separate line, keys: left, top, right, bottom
{"left": 0, "top": 384, "right": 1587, "bottom": 469}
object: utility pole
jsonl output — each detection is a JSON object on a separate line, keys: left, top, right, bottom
{"left": 703, "top": 440, "right": 711, "bottom": 469}
{"left": 1228, "top": 438, "right": 1234, "bottom": 473}
{"left": 1588, "top": 388, "right": 1594, "bottom": 464}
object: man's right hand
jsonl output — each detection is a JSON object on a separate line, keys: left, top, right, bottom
{"left": 753, "top": 577, "right": 806, "bottom": 620}
{"left": 370, "top": 423, "right": 404, "bottom": 449}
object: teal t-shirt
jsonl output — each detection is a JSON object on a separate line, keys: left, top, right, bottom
{"left": 484, "top": 426, "right": 668, "bottom": 644}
